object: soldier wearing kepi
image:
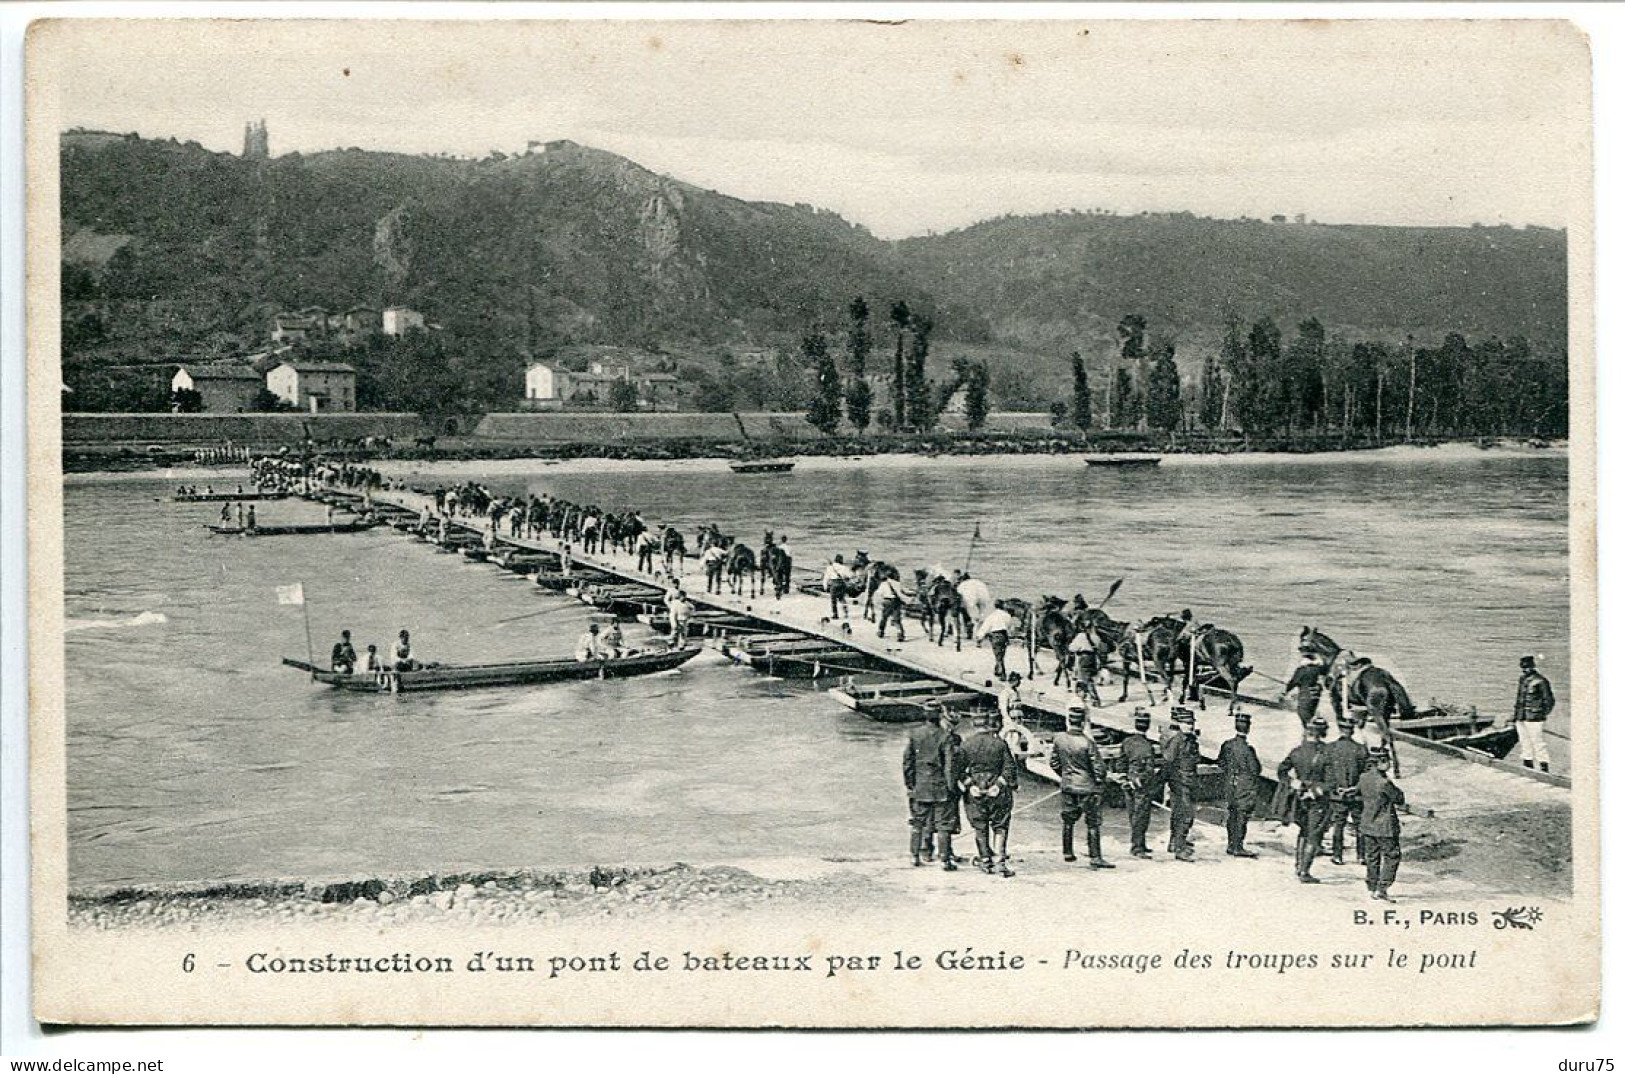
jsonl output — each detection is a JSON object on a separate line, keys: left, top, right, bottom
{"left": 903, "top": 704, "right": 958, "bottom": 870}
{"left": 1513, "top": 655, "right": 1556, "bottom": 772}
{"left": 1119, "top": 708, "right": 1160, "bottom": 859}
{"left": 1163, "top": 708, "right": 1199, "bottom": 862}
{"left": 1358, "top": 747, "right": 1406, "bottom": 901}
{"left": 1280, "top": 654, "right": 1327, "bottom": 728}
{"left": 1279, "top": 715, "right": 1333, "bottom": 883}
{"left": 1325, "top": 715, "right": 1371, "bottom": 865}
{"left": 1050, "top": 703, "right": 1115, "bottom": 869}
{"left": 930, "top": 706, "right": 966, "bottom": 867}
{"left": 1218, "top": 712, "right": 1261, "bottom": 857}
{"left": 958, "top": 709, "right": 1019, "bottom": 877}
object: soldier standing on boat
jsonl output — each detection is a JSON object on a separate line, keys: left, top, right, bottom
{"left": 1162, "top": 708, "right": 1199, "bottom": 862}
{"left": 1358, "top": 747, "right": 1405, "bottom": 901}
{"left": 1218, "top": 712, "right": 1261, "bottom": 857}
{"left": 1514, "top": 655, "right": 1556, "bottom": 772}
{"left": 1278, "top": 715, "right": 1332, "bottom": 883}
{"left": 958, "top": 709, "right": 1019, "bottom": 877}
{"left": 1119, "top": 708, "right": 1159, "bottom": 859}
{"left": 1051, "top": 703, "right": 1115, "bottom": 869}
{"left": 903, "top": 704, "right": 958, "bottom": 871}
{"left": 1280, "top": 655, "right": 1327, "bottom": 728}
{"left": 1325, "top": 715, "right": 1371, "bottom": 865}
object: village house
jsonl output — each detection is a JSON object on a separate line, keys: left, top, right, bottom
{"left": 170, "top": 363, "right": 262, "bottom": 413}
{"left": 524, "top": 361, "right": 685, "bottom": 411}
{"left": 382, "top": 306, "right": 426, "bottom": 336}
{"left": 266, "top": 360, "right": 358, "bottom": 413}
{"left": 270, "top": 310, "right": 326, "bottom": 345}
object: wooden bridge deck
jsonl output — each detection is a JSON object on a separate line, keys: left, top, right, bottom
{"left": 363, "top": 488, "right": 1569, "bottom": 819}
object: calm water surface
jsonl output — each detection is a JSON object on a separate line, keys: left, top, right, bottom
{"left": 65, "top": 452, "right": 1569, "bottom": 887}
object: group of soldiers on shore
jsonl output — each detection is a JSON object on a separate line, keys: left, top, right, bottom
{"left": 904, "top": 698, "right": 1410, "bottom": 900}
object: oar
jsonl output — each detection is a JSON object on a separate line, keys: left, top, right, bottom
{"left": 1096, "top": 578, "right": 1125, "bottom": 608}
{"left": 495, "top": 604, "right": 589, "bottom": 626}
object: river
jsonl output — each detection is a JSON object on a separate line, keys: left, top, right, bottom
{"left": 63, "top": 447, "right": 1571, "bottom": 888}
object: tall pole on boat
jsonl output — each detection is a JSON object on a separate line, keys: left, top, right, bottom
{"left": 300, "top": 584, "right": 315, "bottom": 677}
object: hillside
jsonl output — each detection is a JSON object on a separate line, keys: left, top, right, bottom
{"left": 901, "top": 211, "right": 1567, "bottom": 357}
{"left": 59, "top": 131, "right": 1567, "bottom": 417}
{"left": 58, "top": 133, "right": 937, "bottom": 405}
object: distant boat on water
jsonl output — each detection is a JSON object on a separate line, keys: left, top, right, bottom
{"left": 729, "top": 458, "right": 796, "bottom": 474}
{"left": 1084, "top": 454, "right": 1162, "bottom": 468}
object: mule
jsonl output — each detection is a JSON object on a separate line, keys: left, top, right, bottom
{"left": 725, "top": 544, "right": 758, "bottom": 597}
{"left": 760, "top": 539, "right": 793, "bottom": 600}
{"left": 661, "top": 527, "right": 687, "bottom": 575}
{"left": 915, "top": 572, "right": 965, "bottom": 650}
{"left": 1298, "top": 626, "right": 1413, "bottom": 775}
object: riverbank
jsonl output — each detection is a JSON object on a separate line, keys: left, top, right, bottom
{"left": 64, "top": 437, "right": 1567, "bottom": 479}
{"left": 69, "top": 790, "right": 1571, "bottom": 931}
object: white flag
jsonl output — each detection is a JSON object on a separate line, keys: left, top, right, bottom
{"left": 276, "top": 583, "right": 305, "bottom": 606}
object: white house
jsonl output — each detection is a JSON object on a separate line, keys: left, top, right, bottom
{"left": 171, "top": 363, "right": 261, "bottom": 412}
{"left": 524, "top": 362, "right": 568, "bottom": 409}
{"left": 382, "top": 307, "right": 426, "bottom": 336}
{"left": 267, "top": 361, "right": 358, "bottom": 413}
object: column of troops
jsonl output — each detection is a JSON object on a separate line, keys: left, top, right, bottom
{"left": 904, "top": 703, "right": 1408, "bottom": 901}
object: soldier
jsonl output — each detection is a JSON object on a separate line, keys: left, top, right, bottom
{"left": 958, "top": 709, "right": 1019, "bottom": 878}
{"left": 1051, "top": 704, "right": 1115, "bottom": 869}
{"left": 1279, "top": 715, "right": 1332, "bottom": 883}
{"left": 1119, "top": 709, "right": 1159, "bottom": 859}
{"left": 1218, "top": 712, "right": 1261, "bottom": 858}
{"left": 1325, "top": 715, "right": 1371, "bottom": 865}
{"left": 903, "top": 705, "right": 958, "bottom": 870}
{"left": 1067, "top": 629, "right": 1104, "bottom": 707}
{"left": 932, "top": 707, "right": 965, "bottom": 866}
{"left": 1279, "top": 655, "right": 1327, "bottom": 728}
{"left": 1163, "top": 708, "right": 1199, "bottom": 862}
{"left": 1358, "top": 747, "right": 1405, "bottom": 901}
{"left": 1513, "top": 654, "right": 1556, "bottom": 772}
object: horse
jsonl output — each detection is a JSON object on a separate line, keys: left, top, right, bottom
{"left": 1076, "top": 608, "right": 1153, "bottom": 703}
{"left": 1188, "top": 627, "right": 1251, "bottom": 711}
{"left": 915, "top": 572, "right": 965, "bottom": 650}
{"left": 1036, "top": 597, "right": 1081, "bottom": 686}
{"left": 859, "top": 561, "right": 898, "bottom": 621}
{"left": 725, "top": 543, "right": 758, "bottom": 597}
{"left": 661, "top": 527, "right": 687, "bottom": 575}
{"left": 760, "top": 538, "right": 792, "bottom": 600}
{"left": 1297, "top": 626, "right": 1413, "bottom": 775}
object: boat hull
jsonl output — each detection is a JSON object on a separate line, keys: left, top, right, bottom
{"left": 284, "top": 646, "right": 702, "bottom": 692}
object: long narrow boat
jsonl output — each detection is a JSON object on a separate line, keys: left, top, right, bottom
{"left": 172, "top": 490, "right": 290, "bottom": 502}
{"left": 281, "top": 645, "right": 702, "bottom": 693}
{"left": 208, "top": 520, "right": 382, "bottom": 536}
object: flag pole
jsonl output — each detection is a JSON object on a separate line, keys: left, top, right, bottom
{"left": 300, "top": 581, "right": 315, "bottom": 677}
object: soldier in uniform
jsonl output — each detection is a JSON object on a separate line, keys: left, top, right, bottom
{"left": 1324, "top": 715, "right": 1371, "bottom": 865}
{"left": 931, "top": 706, "right": 966, "bottom": 866}
{"left": 1119, "top": 709, "right": 1159, "bottom": 859}
{"left": 1217, "top": 712, "right": 1261, "bottom": 857}
{"left": 1280, "top": 655, "right": 1327, "bottom": 728}
{"left": 957, "top": 709, "right": 1019, "bottom": 877}
{"left": 1066, "top": 630, "right": 1103, "bottom": 706}
{"left": 1163, "top": 708, "right": 1199, "bottom": 862}
{"left": 1357, "top": 747, "right": 1405, "bottom": 901}
{"left": 903, "top": 705, "right": 958, "bottom": 870}
{"left": 1513, "top": 655, "right": 1556, "bottom": 772}
{"left": 1051, "top": 704, "right": 1115, "bottom": 869}
{"left": 1279, "top": 715, "right": 1332, "bottom": 883}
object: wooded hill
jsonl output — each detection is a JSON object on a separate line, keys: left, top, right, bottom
{"left": 59, "top": 130, "right": 1567, "bottom": 419}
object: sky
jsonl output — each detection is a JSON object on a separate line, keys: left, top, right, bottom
{"left": 35, "top": 17, "right": 1591, "bottom": 239}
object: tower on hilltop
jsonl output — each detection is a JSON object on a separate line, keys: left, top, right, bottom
{"left": 242, "top": 119, "right": 269, "bottom": 160}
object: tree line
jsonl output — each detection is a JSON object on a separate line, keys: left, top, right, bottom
{"left": 1067, "top": 314, "right": 1568, "bottom": 441}
{"left": 801, "top": 296, "right": 991, "bottom": 436}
